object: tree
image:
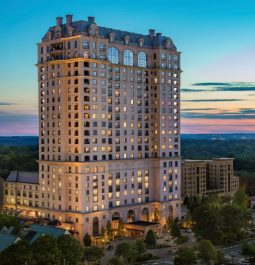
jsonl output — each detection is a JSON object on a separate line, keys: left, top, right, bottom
{"left": 57, "top": 235, "right": 83, "bottom": 265}
{"left": 144, "top": 229, "right": 156, "bottom": 246}
{"left": 100, "top": 226, "right": 106, "bottom": 241}
{"left": 117, "top": 218, "right": 124, "bottom": 237}
{"left": 171, "top": 219, "right": 181, "bottom": 237}
{"left": 241, "top": 242, "right": 255, "bottom": 264}
{"left": 31, "top": 235, "right": 60, "bottom": 265}
{"left": 198, "top": 239, "right": 217, "bottom": 265}
{"left": 182, "top": 211, "right": 192, "bottom": 228}
{"left": 167, "top": 214, "right": 173, "bottom": 230}
{"left": 174, "top": 247, "right": 196, "bottom": 265}
{"left": 216, "top": 250, "right": 225, "bottom": 265}
{"left": 0, "top": 240, "right": 31, "bottom": 265}
{"left": 221, "top": 204, "right": 248, "bottom": 242}
{"left": 106, "top": 220, "right": 112, "bottom": 240}
{"left": 115, "top": 242, "right": 138, "bottom": 264}
{"left": 135, "top": 239, "right": 146, "bottom": 254}
{"left": 233, "top": 189, "right": 249, "bottom": 209}
{"left": 83, "top": 233, "right": 92, "bottom": 247}
{"left": 192, "top": 203, "right": 223, "bottom": 243}
{"left": 0, "top": 214, "right": 20, "bottom": 229}
{"left": 82, "top": 246, "right": 104, "bottom": 265}
{"left": 153, "top": 208, "right": 160, "bottom": 223}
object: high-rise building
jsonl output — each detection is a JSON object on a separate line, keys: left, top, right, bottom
{"left": 6, "top": 15, "right": 182, "bottom": 240}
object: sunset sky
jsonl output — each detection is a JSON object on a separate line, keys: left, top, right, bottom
{"left": 0, "top": 0, "right": 255, "bottom": 135}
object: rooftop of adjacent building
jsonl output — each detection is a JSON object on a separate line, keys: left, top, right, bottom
{"left": 43, "top": 15, "right": 177, "bottom": 50}
{"left": 5, "top": 171, "right": 39, "bottom": 184}
{"left": 182, "top": 158, "right": 234, "bottom": 164}
{"left": 0, "top": 233, "right": 20, "bottom": 252}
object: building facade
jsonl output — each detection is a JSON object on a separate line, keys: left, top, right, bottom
{"left": 182, "top": 158, "right": 239, "bottom": 198}
{"left": 4, "top": 15, "right": 182, "bottom": 239}
{"left": 4, "top": 171, "right": 40, "bottom": 214}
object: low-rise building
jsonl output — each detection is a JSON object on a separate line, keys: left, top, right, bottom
{"left": 182, "top": 158, "right": 239, "bottom": 198}
{"left": 4, "top": 171, "right": 40, "bottom": 215}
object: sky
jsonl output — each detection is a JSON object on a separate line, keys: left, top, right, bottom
{"left": 0, "top": 0, "right": 255, "bottom": 135}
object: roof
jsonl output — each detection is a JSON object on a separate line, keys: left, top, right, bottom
{"left": 24, "top": 224, "right": 69, "bottom": 244}
{"left": 43, "top": 16, "right": 177, "bottom": 50}
{"left": 30, "top": 224, "right": 69, "bottom": 239}
{"left": 6, "top": 171, "right": 39, "bottom": 184}
{"left": 0, "top": 233, "right": 19, "bottom": 252}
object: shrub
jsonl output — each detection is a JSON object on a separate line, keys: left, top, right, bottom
{"left": 175, "top": 235, "right": 189, "bottom": 245}
{"left": 83, "top": 233, "right": 92, "bottom": 247}
{"left": 144, "top": 229, "right": 156, "bottom": 246}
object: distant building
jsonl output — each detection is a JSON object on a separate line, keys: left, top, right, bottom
{"left": 182, "top": 158, "right": 239, "bottom": 198}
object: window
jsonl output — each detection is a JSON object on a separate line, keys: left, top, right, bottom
{"left": 123, "top": 50, "right": 133, "bottom": 66}
{"left": 99, "top": 43, "right": 106, "bottom": 51}
{"left": 138, "top": 52, "right": 147, "bottom": 67}
{"left": 108, "top": 47, "right": 119, "bottom": 64}
{"left": 83, "top": 40, "right": 89, "bottom": 49}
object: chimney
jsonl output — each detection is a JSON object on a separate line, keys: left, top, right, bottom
{"left": 88, "top": 16, "right": 95, "bottom": 23}
{"left": 66, "top": 14, "right": 73, "bottom": 27}
{"left": 156, "top": 32, "right": 162, "bottom": 38}
{"left": 56, "top": 17, "right": 63, "bottom": 26}
{"left": 149, "top": 29, "right": 155, "bottom": 39}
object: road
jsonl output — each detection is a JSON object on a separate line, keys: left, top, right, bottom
{"left": 220, "top": 238, "right": 255, "bottom": 264}
{"left": 142, "top": 258, "right": 174, "bottom": 265}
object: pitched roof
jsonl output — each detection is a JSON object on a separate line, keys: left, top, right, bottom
{"left": 31, "top": 224, "right": 68, "bottom": 236}
{"left": 43, "top": 17, "right": 177, "bottom": 50}
{"left": 6, "top": 171, "right": 39, "bottom": 184}
{"left": 0, "top": 233, "right": 19, "bottom": 252}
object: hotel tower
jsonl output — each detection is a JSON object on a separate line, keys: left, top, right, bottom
{"left": 35, "top": 15, "right": 181, "bottom": 239}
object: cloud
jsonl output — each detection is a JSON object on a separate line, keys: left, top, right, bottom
{"left": 182, "top": 99, "right": 243, "bottom": 102}
{"left": 182, "top": 108, "right": 218, "bottom": 111}
{"left": 181, "top": 108, "right": 255, "bottom": 120}
{"left": 192, "top": 82, "right": 231, "bottom": 86}
{"left": 182, "top": 82, "right": 255, "bottom": 93}
{"left": 182, "top": 113, "right": 255, "bottom": 120}
{"left": 214, "top": 86, "right": 255, "bottom": 92}
{"left": 181, "top": 88, "right": 206, "bottom": 92}
{"left": 0, "top": 102, "right": 16, "bottom": 106}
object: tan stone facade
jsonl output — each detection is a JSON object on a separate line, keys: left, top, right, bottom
{"left": 4, "top": 15, "right": 182, "bottom": 240}
{"left": 182, "top": 158, "right": 239, "bottom": 198}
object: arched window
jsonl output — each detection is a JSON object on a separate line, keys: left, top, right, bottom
{"left": 127, "top": 210, "right": 135, "bottom": 223}
{"left": 138, "top": 52, "right": 147, "bottom": 67}
{"left": 141, "top": 207, "right": 149, "bottom": 221}
{"left": 108, "top": 47, "right": 119, "bottom": 64}
{"left": 123, "top": 50, "right": 133, "bottom": 66}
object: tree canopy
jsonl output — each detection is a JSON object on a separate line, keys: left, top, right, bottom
{"left": 174, "top": 247, "right": 196, "bottom": 265}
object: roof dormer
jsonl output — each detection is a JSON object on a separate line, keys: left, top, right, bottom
{"left": 109, "top": 32, "right": 115, "bottom": 42}
{"left": 124, "top": 35, "right": 131, "bottom": 45}
{"left": 88, "top": 24, "right": 99, "bottom": 36}
{"left": 138, "top": 38, "right": 144, "bottom": 47}
{"left": 165, "top": 38, "right": 172, "bottom": 49}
